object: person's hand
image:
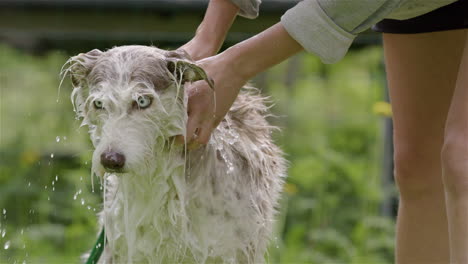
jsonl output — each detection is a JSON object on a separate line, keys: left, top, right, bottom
{"left": 176, "top": 54, "right": 249, "bottom": 149}
{"left": 177, "top": 23, "right": 303, "bottom": 149}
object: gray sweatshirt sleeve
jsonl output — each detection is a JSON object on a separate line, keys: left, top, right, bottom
{"left": 228, "top": 0, "right": 261, "bottom": 19}
{"left": 281, "top": 0, "right": 457, "bottom": 64}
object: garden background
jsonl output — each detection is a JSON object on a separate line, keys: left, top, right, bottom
{"left": 0, "top": 1, "right": 397, "bottom": 263}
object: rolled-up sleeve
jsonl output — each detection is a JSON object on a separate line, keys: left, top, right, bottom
{"left": 229, "top": 0, "right": 261, "bottom": 19}
{"left": 281, "top": 0, "right": 403, "bottom": 64}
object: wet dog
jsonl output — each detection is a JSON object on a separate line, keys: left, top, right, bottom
{"left": 66, "top": 45, "right": 286, "bottom": 263}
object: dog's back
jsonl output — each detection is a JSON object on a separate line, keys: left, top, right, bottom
{"left": 68, "top": 45, "right": 286, "bottom": 264}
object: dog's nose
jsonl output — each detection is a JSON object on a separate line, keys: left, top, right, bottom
{"left": 100, "top": 151, "right": 126, "bottom": 171}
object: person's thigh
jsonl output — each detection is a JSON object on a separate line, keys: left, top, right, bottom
{"left": 383, "top": 29, "right": 466, "bottom": 263}
{"left": 441, "top": 29, "right": 468, "bottom": 262}
{"left": 443, "top": 30, "right": 468, "bottom": 194}
{"left": 384, "top": 30, "right": 466, "bottom": 192}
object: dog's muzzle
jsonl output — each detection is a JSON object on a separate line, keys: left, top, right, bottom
{"left": 100, "top": 151, "right": 126, "bottom": 172}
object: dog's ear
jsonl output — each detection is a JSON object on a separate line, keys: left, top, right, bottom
{"left": 165, "top": 50, "right": 214, "bottom": 90}
{"left": 69, "top": 49, "right": 103, "bottom": 88}
{"left": 68, "top": 49, "right": 103, "bottom": 118}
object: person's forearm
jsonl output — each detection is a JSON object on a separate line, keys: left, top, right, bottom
{"left": 184, "top": 0, "right": 239, "bottom": 60}
{"left": 221, "top": 23, "right": 303, "bottom": 79}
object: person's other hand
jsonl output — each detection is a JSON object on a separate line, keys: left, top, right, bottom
{"left": 178, "top": 0, "right": 239, "bottom": 61}
{"left": 179, "top": 38, "right": 217, "bottom": 61}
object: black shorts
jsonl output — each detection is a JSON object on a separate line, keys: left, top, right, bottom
{"left": 372, "top": 0, "right": 468, "bottom": 34}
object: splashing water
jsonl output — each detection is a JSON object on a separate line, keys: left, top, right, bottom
{"left": 4, "top": 241, "right": 10, "bottom": 250}
{"left": 73, "top": 189, "right": 82, "bottom": 200}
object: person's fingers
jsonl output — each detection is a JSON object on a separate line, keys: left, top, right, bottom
{"left": 187, "top": 141, "right": 201, "bottom": 150}
{"left": 195, "top": 124, "right": 213, "bottom": 145}
{"left": 185, "top": 115, "right": 200, "bottom": 145}
{"left": 174, "top": 135, "right": 185, "bottom": 145}
{"left": 186, "top": 122, "right": 214, "bottom": 150}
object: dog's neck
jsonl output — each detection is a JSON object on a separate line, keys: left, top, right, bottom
{"left": 103, "top": 144, "right": 195, "bottom": 263}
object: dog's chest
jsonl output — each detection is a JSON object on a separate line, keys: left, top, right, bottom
{"left": 102, "top": 149, "right": 256, "bottom": 264}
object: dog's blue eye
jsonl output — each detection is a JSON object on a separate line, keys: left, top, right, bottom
{"left": 94, "top": 100, "right": 103, "bottom": 109}
{"left": 136, "top": 96, "right": 152, "bottom": 109}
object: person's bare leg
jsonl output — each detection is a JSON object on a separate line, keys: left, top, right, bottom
{"left": 442, "top": 29, "right": 468, "bottom": 263}
{"left": 383, "top": 30, "right": 466, "bottom": 263}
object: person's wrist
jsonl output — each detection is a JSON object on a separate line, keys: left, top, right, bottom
{"left": 194, "top": 33, "right": 221, "bottom": 55}
{"left": 221, "top": 45, "right": 259, "bottom": 81}
{"left": 181, "top": 36, "right": 218, "bottom": 61}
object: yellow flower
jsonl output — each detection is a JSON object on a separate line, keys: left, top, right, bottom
{"left": 373, "top": 101, "right": 392, "bottom": 117}
{"left": 21, "top": 150, "right": 40, "bottom": 165}
{"left": 284, "top": 182, "right": 298, "bottom": 195}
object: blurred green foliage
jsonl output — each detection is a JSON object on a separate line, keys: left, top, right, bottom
{"left": 0, "top": 44, "right": 395, "bottom": 263}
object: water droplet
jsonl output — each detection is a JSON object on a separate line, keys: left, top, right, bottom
{"left": 27, "top": 182, "right": 31, "bottom": 187}
{"left": 52, "top": 187, "right": 55, "bottom": 192}
{"left": 44, "top": 185, "right": 47, "bottom": 189}
{"left": 55, "top": 136, "right": 60, "bottom": 142}
{"left": 47, "top": 196, "right": 50, "bottom": 201}
{"left": 2, "top": 208, "right": 6, "bottom": 214}
{"left": 81, "top": 198, "right": 85, "bottom": 205}
{"left": 55, "top": 175, "right": 59, "bottom": 181}
{"left": 1, "top": 229, "right": 6, "bottom": 238}
{"left": 87, "top": 206, "right": 91, "bottom": 210}
{"left": 80, "top": 176, "right": 83, "bottom": 181}
{"left": 4, "top": 241, "right": 10, "bottom": 250}
{"left": 63, "top": 136, "right": 67, "bottom": 141}
{"left": 50, "top": 153, "right": 54, "bottom": 158}
{"left": 73, "top": 190, "right": 81, "bottom": 200}
{"left": 20, "top": 229, "right": 24, "bottom": 235}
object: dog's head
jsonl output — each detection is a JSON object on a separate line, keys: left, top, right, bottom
{"left": 66, "top": 45, "right": 212, "bottom": 176}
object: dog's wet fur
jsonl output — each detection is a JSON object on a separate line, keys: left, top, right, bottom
{"left": 66, "top": 45, "right": 286, "bottom": 264}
